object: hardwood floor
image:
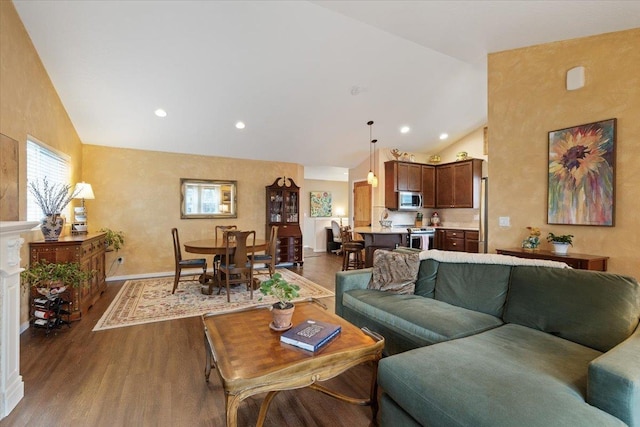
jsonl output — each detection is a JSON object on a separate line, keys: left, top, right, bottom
{"left": 1, "top": 250, "right": 379, "bottom": 427}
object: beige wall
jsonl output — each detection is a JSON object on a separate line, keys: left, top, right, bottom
{"left": 488, "top": 28, "right": 640, "bottom": 278}
{"left": 0, "top": 1, "right": 84, "bottom": 216}
{"left": 302, "top": 179, "right": 349, "bottom": 251}
{"left": 82, "top": 144, "right": 303, "bottom": 278}
{"left": 1, "top": 1, "right": 87, "bottom": 325}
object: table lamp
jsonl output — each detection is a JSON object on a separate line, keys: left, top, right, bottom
{"left": 72, "top": 182, "right": 95, "bottom": 234}
{"left": 335, "top": 207, "right": 345, "bottom": 226}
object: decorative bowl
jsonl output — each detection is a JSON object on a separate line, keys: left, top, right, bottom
{"left": 379, "top": 220, "right": 393, "bottom": 228}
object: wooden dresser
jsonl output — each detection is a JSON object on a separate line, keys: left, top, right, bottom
{"left": 29, "top": 233, "right": 107, "bottom": 320}
{"left": 496, "top": 248, "right": 608, "bottom": 271}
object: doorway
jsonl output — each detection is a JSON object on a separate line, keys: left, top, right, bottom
{"left": 353, "top": 181, "right": 372, "bottom": 228}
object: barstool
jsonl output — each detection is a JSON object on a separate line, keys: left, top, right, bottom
{"left": 340, "top": 226, "right": 365, "bottom": 271}
{"left": 342, "top": 241, "right": 364, "bottom": 270}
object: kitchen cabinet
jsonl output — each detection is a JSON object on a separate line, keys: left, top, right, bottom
{"left": 385, "top": 161, "right": 422, "bottom": 209}
{"left": 266, "top": 177, "right": 303, "bottom": 266}
{"left": 435, "top": 159, "right": 483, "bottom": 208}
{"left": 421, "top": 165, "right": 436, "bottom": 208}
{"left": 29, "top": 233, "right": 106, "bottom": 320}
{"left": 434, "top": 228, "right": 478, "bottom": 253}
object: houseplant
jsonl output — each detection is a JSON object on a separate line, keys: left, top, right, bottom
{"left": 546, "top": 232, "right": 574, "bottom": 255}
{"left": 28, "top": 177, "right": 80, "bottom": 241}
{"left": 100, "top": 228, "right": 125, "bottom": 252}
{"left": 258, "top": 272, "right": 300, "bottom": 330}
{"left": 21, "top": 259, "right": 94, "bottom": 297}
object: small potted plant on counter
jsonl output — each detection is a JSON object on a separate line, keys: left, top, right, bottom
{"left": 259, "top": 272, "right": 300, "bottom": 331}
{"left": 547, "top": 232, "right": 573, "bottom": 255}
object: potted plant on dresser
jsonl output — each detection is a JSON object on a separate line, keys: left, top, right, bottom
{"left": 258, "top": 272, "right": 300, "bottom": 331}
{"left": 547, "top": 232, "right": 574, "bottom": 255}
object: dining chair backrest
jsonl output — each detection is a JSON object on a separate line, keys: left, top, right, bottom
{"left": 267, "top": 225, "right": 279, "bottom": 256}
{"left": 224, "top": 230, "right": 256, "bottom": 267}
{"left": 215, "top": 225, "right": 237, "bottom": 242}
{"left": 171, "top": 228, "right": 182, "bottom": 262}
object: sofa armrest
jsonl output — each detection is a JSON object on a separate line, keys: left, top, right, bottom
{"left": 334, "top": 268, "right": 373, "bottom": 317}
{"left": 588, "top": 323, "right": 640, "bottom": 427}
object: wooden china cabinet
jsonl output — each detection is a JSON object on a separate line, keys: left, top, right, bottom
{"left": 29, "top": 232, "right": 107, "bottom": 320}
{"left": 266, "top": 177, "right": 303, "bottom": 266}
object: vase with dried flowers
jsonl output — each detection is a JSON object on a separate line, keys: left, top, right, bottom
{"left": 28, "top": 177, "right": 80, "bottom": 241}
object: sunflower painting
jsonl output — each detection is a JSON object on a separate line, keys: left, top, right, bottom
{"left": 548, "top": 119, "right": 616, "bottom": 226}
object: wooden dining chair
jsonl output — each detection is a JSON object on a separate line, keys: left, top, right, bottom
{"left": 254, "top": 225, "right": 279, "bottom": 277}
{"left": 171, "top": 228, "right": 208, "bottom": 294}
{"left": 213, "top": 225, "right": 237, "bottom": 277}
{"left": 217, "top": 230, "right": 256, "bottom": 302}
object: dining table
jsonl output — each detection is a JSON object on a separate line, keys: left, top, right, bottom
{"left": 183, "top": 237, "right": 268, "bottom": 295}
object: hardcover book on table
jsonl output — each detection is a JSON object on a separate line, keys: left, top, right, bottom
{"left": 280, "top": 319, "right": 341, "bottom": 352}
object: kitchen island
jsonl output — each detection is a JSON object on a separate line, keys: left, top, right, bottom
{"left": 354, "top": 226, "right": 432, "bottom": 267}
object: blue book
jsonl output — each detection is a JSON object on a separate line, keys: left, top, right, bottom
{"left": 280, "top": 319, "right": 341, "bottom": 352}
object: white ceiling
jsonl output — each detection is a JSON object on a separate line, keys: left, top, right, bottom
{"left": 14, "top": 1, "right": 640, "bottom": 178}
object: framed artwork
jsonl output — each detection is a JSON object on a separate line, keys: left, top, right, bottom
{"left": 548, "top": 118, "right": 616, "bottom": 226}
{"left": 310, "top": 191, "right": 331, "bottom": 217}
{"left": 0, "top": 133, "right": 19, "bottom": 221}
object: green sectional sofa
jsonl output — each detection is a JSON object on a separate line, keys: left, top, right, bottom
{"left": 335, "top": 250, "right": 640, "bottom": 427}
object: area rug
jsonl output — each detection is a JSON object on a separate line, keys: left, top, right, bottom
{"left": 93, "top": 269, "right": 334, "bottom": 331}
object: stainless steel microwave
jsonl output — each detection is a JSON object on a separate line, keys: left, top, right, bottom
{"left": 398, "top": 191, "right": 423, "bottom": 210}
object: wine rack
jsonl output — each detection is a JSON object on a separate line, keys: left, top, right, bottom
{"left": 30, "top": 291, "right": 72, "bottom": 336}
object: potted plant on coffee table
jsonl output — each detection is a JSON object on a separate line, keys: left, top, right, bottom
{"left": 547, "top": 232, "right": 574, "bottom": 255}
{"left": 258, "top": 272, "right": 300, "bottom": 331}
{"left": 21, "top": 259, "right": 94, "bottom": 298}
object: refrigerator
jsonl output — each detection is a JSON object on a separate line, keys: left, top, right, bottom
{"left": 479, "top": 177, "right": 488, "bottom": 253}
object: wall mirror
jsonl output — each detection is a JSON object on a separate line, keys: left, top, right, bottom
{"left": 180, "top": 178, "right": 237, "bottom": 219}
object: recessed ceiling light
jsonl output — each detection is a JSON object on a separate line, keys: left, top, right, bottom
{"left": 439, "top": 133, "right": 449, "bottom": 140}
{"left": 400, "top": 126, "right": 410, "bottom": 134}
{"left": 154, "top": 108, "right": 167, "bottom": 118}
{"left": 235, "top": 121, "right": 246, "bottom": 129}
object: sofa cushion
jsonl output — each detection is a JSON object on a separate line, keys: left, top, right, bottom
{"left": 413, "top": 258, "right": 438, "bottom": 298}
{"left": 504, "top": 266, "right": 640, "bottom": 352}
{"left": 343, "top": 289, "right": 503, "bottom": 347}
{"left": 434, "top": 262, "right": 512, "bottom": 317}
{"left": 378, "top": 324, "right": 625, "bottom": 427}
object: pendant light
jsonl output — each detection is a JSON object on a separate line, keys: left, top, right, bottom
{"left": 366, "top": 121, "right": 378, "bottom": 187}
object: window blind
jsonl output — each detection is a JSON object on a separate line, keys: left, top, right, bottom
{"left": 26, "top": 139, "right": 72, "bottom": 221}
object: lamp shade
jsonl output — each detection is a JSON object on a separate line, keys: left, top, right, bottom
{"left": 73, "top": 182, "right": 95, "bottom": 200}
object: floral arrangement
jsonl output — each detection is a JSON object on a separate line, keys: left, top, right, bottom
{"left": 522, "top": 226, "right": 541, "bottom": 250}
{"left": 28, "top": 177, "right": 79, "bottom": 217}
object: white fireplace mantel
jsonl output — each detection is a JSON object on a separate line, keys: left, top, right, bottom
{"left": 0, "top": 221, "right": 38, "bottom": 419}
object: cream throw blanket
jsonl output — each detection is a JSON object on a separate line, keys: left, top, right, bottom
{"left": 418, "top": 249, "right": 570, "bottom": 268}
{"left": 368, "top": 249, "right": 570, "bottom": 295}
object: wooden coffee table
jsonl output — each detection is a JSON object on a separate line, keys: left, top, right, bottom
{"left": 202, "top": 301, "right": 385, "bottom": 426}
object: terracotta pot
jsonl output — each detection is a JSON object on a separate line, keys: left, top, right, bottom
{"left": 40, "top": 215, "right": 65, "bottom": 241}
{"left": 271, "top": 303, "right": 295, "bottom": 329}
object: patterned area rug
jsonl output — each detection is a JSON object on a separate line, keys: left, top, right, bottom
{"left": 93, "top": 269, "right": 334, "bottom": 331}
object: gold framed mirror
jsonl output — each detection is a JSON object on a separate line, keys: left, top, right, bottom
{"left": 180, "top": 178, "right": 237, "bottom": 219}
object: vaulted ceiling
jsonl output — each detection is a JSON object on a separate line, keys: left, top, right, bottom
{"left": 13, "top": 0, "right": 640, "bottom": 179}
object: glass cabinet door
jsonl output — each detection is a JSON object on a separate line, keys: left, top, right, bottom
{"left": 286, "top": 191, "right": 299, "bottom": 223}
{"left": 269, "top": 190, "right": 284, "bottom": 223}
